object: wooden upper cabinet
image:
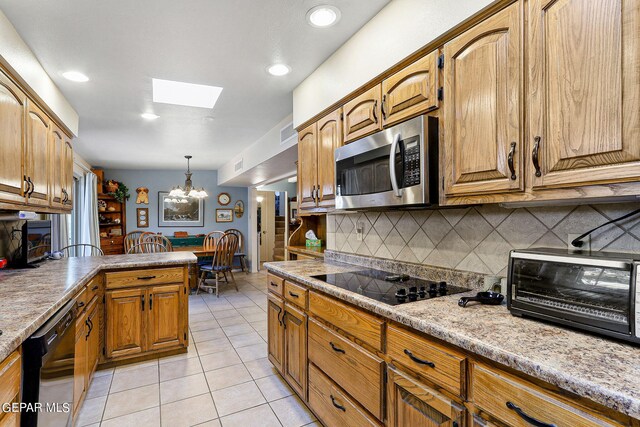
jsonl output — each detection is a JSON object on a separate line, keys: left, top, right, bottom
{"left": 0, "top": 71, "right": 27, "bottom": 205}
{"left": 316, "top": 108, "right": 342, "bottom": 208}
{"left": 443, "top": 2, "right": 523, "bottom": 197}
{"left": 50, "top": 125, "right": 65, "bottom": 208}
{"left": 105, "top": 288, "right": 145, "bottom": 359}
{"left": 25, "top": 100, "right": 50, "bottom": 206}
{"left": 147, "top": 284, "right": 183, "bottom": 352}
{"left": 528, "top": 0, "right": 640, "bottom": 189}
{"left": 298, "top": 123, "right": 318, "bottom": 209}
{"left": 63, "top": 138, "right": 74, "bottom": 208}
{"left": 343, "top": 85, "right": 382, "bottom": 144}
{"left": 382, "top": 51, "right": 439, "bottom": 127}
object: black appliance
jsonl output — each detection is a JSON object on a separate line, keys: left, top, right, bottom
{"left": 312, "top": 269, "right": 470, "bottom": 306}
{"left": 508, "top": 248, "right": 640, "bottom": 344}
{"left": 22, "top": 299, "right": 76, "bottom": 427}
{"left": 15, "top": 220, "right": 52, "bottom": 267}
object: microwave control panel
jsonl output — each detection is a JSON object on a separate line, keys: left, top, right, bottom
{"left": 403, "top": 137, "right": 421, "bottom": 187}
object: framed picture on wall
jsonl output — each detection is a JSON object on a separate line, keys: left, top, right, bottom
{"left": 137, "top": 208, "right": 149, "bottom": 228}
{"left": 216, "top": 208, "right": 233, "bottom": 223}
{"left": 158, "top": 191, "right": 204, "bottom": 227}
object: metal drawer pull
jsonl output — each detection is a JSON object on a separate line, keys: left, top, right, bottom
{"left": 77, "top": 301, "right": 85, "bottom": 308}
{"left": 404, "top": 349, "right": 435, "bottom": 368}
{"left": 92, "top": 285, "right": 99, "bottom": 291}
{"left": 506, "top": 401, "right": 556, "bottom": 427}
{"left": 288, "top": 291, "right": 299, "bottom": 298}
{"left": 532, "top": 136, "right": 542, "bottom": 177}
{"left": 329, "top": 342, "right": 345, "bottom": 354}
{"left": 137, "top": 275, "right": 156, "bottom": 280}
{"left": 330, "top": 395, "right": 346, "bottom": 412}
{"left": 269, "top": 282, "right": 279, "bottom": 287}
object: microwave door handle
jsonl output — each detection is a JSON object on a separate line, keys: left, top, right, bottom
{"left": 389, "top": 133, "right": 403, "bottom": 197}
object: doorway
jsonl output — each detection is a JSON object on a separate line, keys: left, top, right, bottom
{"left": 257, "top": 190, "right": 275, "bottom": 266}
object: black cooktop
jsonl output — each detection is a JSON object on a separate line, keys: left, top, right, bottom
{"left": 311, "top": 269, "right": 471, "bottom": 306}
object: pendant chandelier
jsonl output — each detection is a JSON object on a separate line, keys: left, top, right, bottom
{"left": 169, "top": 155, "right": 208, "bottom": 199}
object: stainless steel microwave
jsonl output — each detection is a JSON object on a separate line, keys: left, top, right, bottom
{"left": 508, "top": 248, "right": 640, "bottom": 344}
{"left": 334, "top": 115, "right": 438, "bottom": 210}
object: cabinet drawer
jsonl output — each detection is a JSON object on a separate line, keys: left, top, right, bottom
{"left": 472, "top": 363, "right": 621, "bottom": 427}
{"left": 85, "top": 275, "right": 102, "bottom": 303}
{"left": 0, "top": 351, "right": 21, "bottom": 414}
{"left": 387, "top": 324, "right": 465, "bottom": 397}
{"left": 308, "top": 318, "right": 383, "bottom": 420}
{"left": 309, "top": 291, "right": 383, "bottom": 351}
{"left": 308, "top": 363, "right": 381, "bottom": 427}
{"left": 75, "top": 286, "right": 88, "bottom": 310}
{"left": 284, "top": 281, "right": 308, "bottom": 309}
{"left": 105, "top": 267, "right": 184, "bottom": 289}
{"left": 267, "top": 273, "right": 284, "bottom": 296}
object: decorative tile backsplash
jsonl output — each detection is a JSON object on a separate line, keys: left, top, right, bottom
{"left": 327, "top": 203, "right": 640, "bottom": 276}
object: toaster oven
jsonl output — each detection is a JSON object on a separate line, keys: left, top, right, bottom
{"left": 507, "top": 248, "right": 639, "bottom": 344}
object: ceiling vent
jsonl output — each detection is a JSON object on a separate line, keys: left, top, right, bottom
{"left": 234, "top": 159, "right": 243, "bottom": 172}
{"left": 280, "top": 122, "right": 297, "bottom": 145}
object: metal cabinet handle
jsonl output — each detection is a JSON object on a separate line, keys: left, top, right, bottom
{"left": 23, "top": 176, "right": 29, "bottom": 196}
{"left": 276, "top": 307, "right": 283, "bottom": 326}
{"left": 506, "top": 402, "right": 556, "bottom": 427}
{"left": 372, "top": 100, "right": 378, "bottom": 123}
{"left": 330, "top": 395, "right": 346, "bottom": 412}
{"left": 28, "top": 177, "right": 34, "bottom": 196}
{"left": 149, "top": 294, "right": 153, "bottom": 310}
{"left": 85, "top": 320, "right": 90, "bottom": 340}
{"left": 288, "top": 291, "right": 299, "bottom": 298}
{"left": 282, "top": 312, "right": 287, "bottom": 330}
{"left": 92, "top": 285, "right": 99, "bottom": 291}
{"left": 381, "top": 94, "right": 387, "bottom": 120}
{"left": 141, "top": 295, "right": 145, "bottom": 311}
{"left": 329, "top": 342, "right": 345, "bottom": 354}
{"left": 507, "top": 141, "right": 517, "bottom": 180}
{"left": 77, "top": 301, "right": 85, "bottom": 308}
{"left": 137, "top": 275, "right": 156, "bottom": 280}
{"left": 404, "top": 349, "right": 435, "bottom": 368}
{"left": 532, "top": 136, "right": 542, "bottom": 177}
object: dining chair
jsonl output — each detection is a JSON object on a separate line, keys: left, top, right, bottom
{"left": 126, "top": 242, "right": 168, "bottom": 254}
{"left": 141, "top": 233, "right": 173, "bottom": 251}
{"left": 203, "top": 231, "right": 225, "bottom": 251}
{"left": 60, "top": 244, "right": 104, "bottom": 257}
{"left": 123, "top": 230, "right": 145, "bottom": 253}
{"left": 225, "top": 228, "right": 248, "bottom": 273}
{"left": 197, "top": 232, "right": 239, "bottom": 296}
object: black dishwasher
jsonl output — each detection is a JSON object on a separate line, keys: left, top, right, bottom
{"left": 21, "top": 299, "right": 76, "bottom": 427}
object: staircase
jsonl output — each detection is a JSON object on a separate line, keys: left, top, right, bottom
{"left": 273, "top": 216, "right": 286, "bottom": 261}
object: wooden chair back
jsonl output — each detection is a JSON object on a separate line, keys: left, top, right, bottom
{"left": 127, "top": 242, "right": 168, "bottom": 254}
{"left": 225, "top": 229, "right": 244, "bottom": 253}
{"left": 211, "top": 233, "right": 239, "bottom": 271}
{"left": 141, "top": 233, "right": 173, "bottom": 251}
{"left": 124, "top": 230, "right": 145, "bottom": 253}
{"left": 203, "top": 231, "right": 225, "bottom": 251}
{"left": 61, "top": 244, "right": 104, "bottom": 257}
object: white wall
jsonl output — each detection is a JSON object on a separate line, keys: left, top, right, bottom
{"left": 292, "top": 0, "right": 493, "bottom": 127}
{"left": 0, "top": 10, "right": 79, "bottom": 135}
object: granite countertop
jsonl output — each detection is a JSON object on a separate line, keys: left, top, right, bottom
{"left": 0, "top": 252, "right": 196, "bottom": 362}
{"left": 264, "top": 259, "right": 640, "bottom": 420}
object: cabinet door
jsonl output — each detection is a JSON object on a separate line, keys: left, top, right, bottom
{"left": 86, "top": 298, "right": 100, "bottom": 380}
{"left": 443, "top": 2, "right": 523, "bottom": 197}
{"left": 284, "top": 302, "right": 307, "bottom": 400}
{"left": 528, "top": 0, "right": 640, "bottom": 189}
{"left": 382, "top": 51, "right": 439, "bottom": 127}
{"left": 298, "top": 123, "right": 318, "bottom": 209}
{"left": 49, "top": 125, "right": 65, "bottom": 208}
{"left": 73, "top": 313, "right": 88, "bottom": 415}
{"left": 316, "top": 109, "right": 342, "bottom": 208}
{"left": 63, "top": 139, "right": 74, "bottom": 208}
{"left": 0, "top": 70, "right": 27, "bottom": 205}
{"left": 25, "top": 101, "right": 50, "bottom": 206}
{"left": 267, "top": 293, "right": 285, "bottom": 374}
{"left": 343, "top": 85, "right": 382, "bottom": 144}
{"left": 105, "top": 288, "right": 145, "bottom": 359}
{"left": 387, "top": 366, "right": 465, "bottom": 427}
{"left": 147, "top": 284, "right": 184, "bottom": 352}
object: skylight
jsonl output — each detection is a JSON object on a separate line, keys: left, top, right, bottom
{"left": 152, "top": 78, "right": 223, "bottom": 109}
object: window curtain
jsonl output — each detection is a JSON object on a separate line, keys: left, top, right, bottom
{"left": 48, "top": 213, "right": 70, "bottom": 252}
{"left": 72, "top": 172, "right": 100, "bottom": 249}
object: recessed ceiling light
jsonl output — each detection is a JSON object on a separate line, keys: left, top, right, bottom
{"left": 267, "top": 64, "right": 291, "bottom": 76}
{"left": 152, "top": 78, "right": 223, "bottom": 109}
{"left": 62, "top": 71, "right": 89, "bottom": 82}
{"left": 141, "top": 113, "right": 159, "bottom": 120}
{"left": 306, "top": 5, "right": 341, "bottom": 28}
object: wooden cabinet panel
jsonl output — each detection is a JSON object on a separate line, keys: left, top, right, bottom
{"left": 316, "top": 109, "right": 342, "bottom": 207}
{"left": 0, "top": 350, "right": 21, "bottom": 425}
{"left": 284, "top": 280, "right": 308, "bottom": 310}
{"left": 308, "top": 363, "right": 382, "bottom": 427}
{"left": 147, "top": 284, "right": 184, "bottom": 351}
{"left": 472, "top": 362, "right": 620, "bottom": 427}
{"left": 528, "top": 0, "right": 640, "bottom": 189}
{"left": 343, "top": 85, "right": 382, "bottom": 144}
{"left": 86, "top": 297, "right": 100, "bottom": 379}
{"left": 308, "top": 318, "right": 384, "bottom": 420}
{"left": 63, "top": 138, "right": 73, "bottom": 208}
{"left": 267, "top": 293, "right": 285, "bottom": 374}
{"left": 49, "top": 125, "right": 65, "bottom": 208}
{"left": 387, "top": 324, "right": 466, "bottom": 397}
{"left": 73, "top": 313, "right": 88, "bottom": 414}
{"left": 267, "top": 273, "right": 284, "bottom": 296}
{"left": 0, "top": 70, "right": 27, "bottom": 205}
{"left": 443, "top": 2, "right": 523, "bottom": 197}
{"left": 387, "top": 365, "right": 466, "bottom": 427}
{"left": 283, "top": 303, "right": 307, "bottom": 400}
{"left": 309, "top": 291, "right": 383, "bottom": 351}
{"left": 382, "top": 51, "right": 439, "bottom": 127}
{"left": 105, "top": 288, "right": 145, "bottom": 359}
{"left": 24, "top": 101, "right": 50, "bottom": 206}
{"left": 298, "top": 123, "right": 318, "bottom": 210}
{"left": 104, "top": 267, "right": 183, "bottom": 289}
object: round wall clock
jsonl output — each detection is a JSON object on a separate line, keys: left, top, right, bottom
{"left": 217, "top": 192, "right": 231, "bottom": 205}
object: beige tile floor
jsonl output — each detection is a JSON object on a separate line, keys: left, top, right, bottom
{"left": 75, "top": 270, "right": 320, "bottom": 427}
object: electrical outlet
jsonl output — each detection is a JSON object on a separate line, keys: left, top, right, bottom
{"left": 356, "top": 221, "right": 365, "bottom": 241}
{"left": 568, "top": 233, "right": 590, "bottom": 252}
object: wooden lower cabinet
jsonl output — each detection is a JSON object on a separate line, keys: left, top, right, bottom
{"left": 387, "top": 365, "right": 466, "bottom": 427}
{"left": 0, "top": 351, "right": 21, "bottom": 426}
{"left": 147, "top": 284, "right": 184, "bottom": 351}
{"left": 105, "top": 288, "right": 145, "bottom": 359}
{"left": 283, "top": 302, "right": 307, "bottom": 400}
{"left": 267, "top": 293, "right": 285, "bottom": 373}
{"left": 74, "top": 296, "right": 100, "bottom": 416}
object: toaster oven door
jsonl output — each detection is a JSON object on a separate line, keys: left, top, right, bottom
{"left": 508, "top": 255, "right": 633, "bottom": 334}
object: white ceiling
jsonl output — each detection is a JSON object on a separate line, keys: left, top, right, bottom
{"left": 0, "top": 0, "right": 389, "bottom": 170}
